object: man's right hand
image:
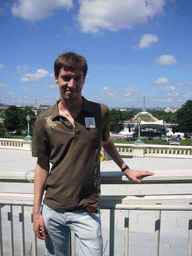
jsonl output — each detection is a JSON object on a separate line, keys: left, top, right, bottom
{"left": 33, "top": 213, "right": 47, "bottom": 240}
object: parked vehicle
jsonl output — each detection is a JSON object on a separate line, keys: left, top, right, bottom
{"left": 169, "top": 140, "right": 180, "bottom": 146}
{"left": 161, "top": 136, "right": 172, "bottom": 141}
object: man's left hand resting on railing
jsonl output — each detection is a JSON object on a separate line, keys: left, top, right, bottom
{"left": 102, "top": 137, "right": 155, "bottom": 183}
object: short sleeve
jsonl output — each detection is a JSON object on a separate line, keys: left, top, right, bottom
{"left": 32, "top": 116, "right": 51, "bottom": 157}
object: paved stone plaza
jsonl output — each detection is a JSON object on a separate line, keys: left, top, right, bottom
{"left": 0, "top": 148, "right": 192, "bottom": 255}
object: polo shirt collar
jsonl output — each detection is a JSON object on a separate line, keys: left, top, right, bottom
{"left": 51, "top": 100, "right": 60, "bottom": 121}
{"left": 51, "top": 97, "right": 92, "bottom": 121}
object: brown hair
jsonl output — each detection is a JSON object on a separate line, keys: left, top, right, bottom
{"left": 54, "top": 52, "right": 88, "bottom": 78}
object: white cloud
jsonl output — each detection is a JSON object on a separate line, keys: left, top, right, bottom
{"left": 156, "top": 55, "right": 178, "bottom": 65}
{"left": 11, "top": 0, "right": 73, "bottom": 22}
{"left": 185, "top": 63, "right": 192, "bottom": 68}
{"left": 108, "top": 92, "right": 114, "bottom": 96}
{"left": 187, "top": 82, "right": 192, "bottom": 87}
{"left": 161, "top": 86, "right": 175, "bottom": 92}
{"left": 154, "top": 77, "right": 172, "bottom": 85}
{"left": 125, "top": 93, "right": 130, "bottom": 97}
{"left": 50, "top": 73, "right": 55, "bottom": 78}
{"left": 139, "top": 34, "right": 158, "bottom": 49}
{"left": 14, "top": 65, "right": 29, "bottom": 74}
{"left": 8, "top": 91, "right": 15, "bottom": 95}
{"left": 158, "top": 98, "right": 172, "bottom": 102}
{"left": 0, "top": 83, "right": 8, "bottom": 88}
{"left": 185, "top": 92, "right": 192, "bottom": 97}
{"left": 103, "top": 86, "right": 116, "bottom": 96}
{"left": 175, "top": 81, "right": 192, "bottom": 87}
{"left": 129, "top": 86, "right": 139, "bottom": 92}
{"left": 77, "top": 0, "right": 165, "bottom": 33}
{"left": 23, "top": 87, "right": 31, "bottom": 92}
{"left": 45, "top": 84, "right": 57, "bottom": 89}
{"left": 0, "top": 63, "right": 4, "bottom": 69}
{"left": 21, "top": 69, "right": 49, "bottom": 82}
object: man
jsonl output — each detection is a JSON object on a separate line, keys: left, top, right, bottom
{"left": 32, "top": 52, "right": 154, "bottom": 256}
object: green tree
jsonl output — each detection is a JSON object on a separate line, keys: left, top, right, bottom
{"left": 121, "top": 111, "right": 134, "bottom": 121}
{"left": 109, "top": 109, "right": 124, "bottom": 133}
{"left": 4, "top": 106, "right": 21, "bottom": 132}
{"left": 18, "top": 107, "right": 36, "bottom": 133}
{"left": 176, "top": 100, "right": 192, "bottom": 133}
{"left": 0, "top": 123, "right": 7, "bottom": 137}
{"left": 149, "top": 110, "right": 177, "bottom": 123}
{"left": 4, "top": 106, "right": 36, "bottom": 134}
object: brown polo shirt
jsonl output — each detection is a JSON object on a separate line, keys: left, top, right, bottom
{"left": 32, "top": 98, "right": 110, "bottom": 212}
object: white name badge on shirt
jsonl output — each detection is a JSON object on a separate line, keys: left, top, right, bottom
{"left": 85, "top": 117, "right": 96, "bottom": 128}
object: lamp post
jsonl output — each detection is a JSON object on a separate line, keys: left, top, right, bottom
{"left": 134, "top": 115, "right": 144, "bottom": 145}
{"left": 24, "top": 115, "right": 32, "bottom": 140}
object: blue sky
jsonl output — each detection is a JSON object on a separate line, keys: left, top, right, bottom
{"left": 0, "top": 0, "right": 191, "bottom": 109}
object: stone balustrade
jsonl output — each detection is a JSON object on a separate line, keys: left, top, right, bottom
{"left": 0, "top": 138, "right": 192, "bottom": 158}
{"left": 0, "top": 138, "right": 32, "bottom": 151}
{"left": 114, "top": 143, "right": 192, "bottom": 158}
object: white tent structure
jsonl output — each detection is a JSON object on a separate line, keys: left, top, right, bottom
{"left": 120, "top": 111, "right": 166, "bottom": 138}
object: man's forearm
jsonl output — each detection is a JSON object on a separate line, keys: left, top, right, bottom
{"left": 102, "top": 138, "right": 155, "bottom": 183}
{"left": 33, "top": 157, "right": 49, "bottom": 215}
{"left": 33, "top": 157, "right": 49, "bottom": 240}
{"left": 102, "top": 138, "right": 127, "bottom": 169}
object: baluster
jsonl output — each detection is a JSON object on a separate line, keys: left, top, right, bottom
{"left": 187, "top": 203, "right": 192, "bottom": 256}
{"left": 124, "top": 210, "right": 129, "bottom": 256}
{"left": 109, "top": 209, "right": 115, "bottom": 256}
{"left": 8, "top": 205, "right": 14, "bottom": 256}
{"left": 0, "top": 205, "right": 3, "bottom": 256}
{"left": 19, "top": 206, "right": 25, "bottom": 256}
{"left": 154, "top": 205, "right": 161, "bottom": 256}
{"left": 31, "top": 213, "right": 37, "bottom": 256}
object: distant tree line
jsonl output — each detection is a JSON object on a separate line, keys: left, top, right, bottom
{"left": 0, "top": 100, "right": 192, "bottom": 137}
{"left": 149, "top": 100, "right": 192, "bottom": 133}
{"left": 148, "top": 110, "right": 177, "bottom": 123}
{"left": 176, "top": 100, "right": 192, "bottom": 133}
{"left": 109, "top": 109, "right": 135, "bottom": 133}
{"left": 0, "top": 106, "right": 36, "bottom": 137}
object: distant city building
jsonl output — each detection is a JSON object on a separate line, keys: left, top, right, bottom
{"left": 119, "top": 108, "right": 127, "bottom": 112}
{"left": 155, "top": 107, "right": 164, "bottom": 111}
{"left": 0, "top": 103, "right": 50, "bottom": 119}
{"left": 31, "top": 105, "right": 50, "bottom": 116}
{"left": 164, "top": 107, "right": 178, "bottom": 113}
{"left": 0, "top": 104, "right": 11, "bottom": 118}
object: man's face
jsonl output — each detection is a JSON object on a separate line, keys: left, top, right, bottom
{"left": 55, "top": 68, "right": 85, "bottom": 103}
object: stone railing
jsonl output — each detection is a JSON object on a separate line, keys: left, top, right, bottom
{"left": 0, "top": 138, "right": 192, "bottom": 158}
{"left": 113, "top": 143, "right": 192, "bottom": 158}
{"left": 144, "top": 144, "right": 192, "bottom": 158}
{"left": 0, "top": 138, "right": 32, "bottom": 151}
{"left": 0, "top": 170, "right": 192, "bottom": 256}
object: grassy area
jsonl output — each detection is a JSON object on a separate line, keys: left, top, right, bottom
{"left": 1, "top": 135, "right": 192, "bottom": 146}
{"left": 179, "top": 140, "right": 192, "bottom": 146}
{"left": 111, "top": 137, "right": 192, "bottom": 146}
{"left": 2, "top": 135, "right": 26, "bottom": 139}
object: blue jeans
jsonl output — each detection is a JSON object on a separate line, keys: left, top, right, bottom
{"left": 42, "top": 204, "right": 103, "bottom": 256}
